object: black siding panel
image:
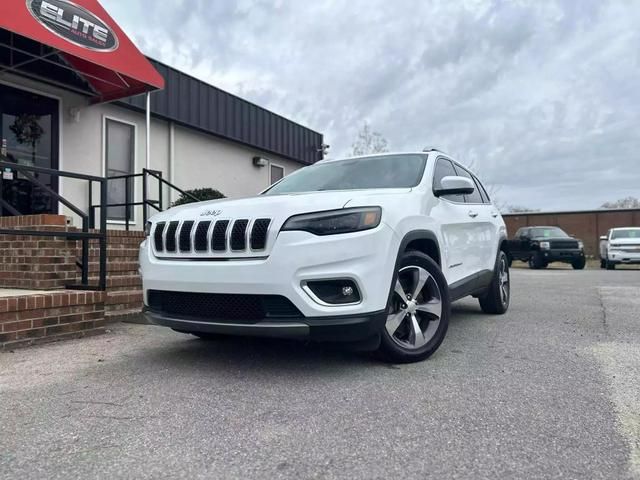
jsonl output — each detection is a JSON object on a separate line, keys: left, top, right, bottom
{"left": 118, "top": 58, "right": 323, "bottom": 165}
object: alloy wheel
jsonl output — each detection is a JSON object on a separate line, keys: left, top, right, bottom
{"left": 385, "top": 266, "right": 442, "bottom": 350}
{"left": 499, "top": 256, "right": 510, "bottom": 305}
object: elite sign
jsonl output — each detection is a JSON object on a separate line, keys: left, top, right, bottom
{"left": 26, "top": 0, "right": 119, "bottom": 52}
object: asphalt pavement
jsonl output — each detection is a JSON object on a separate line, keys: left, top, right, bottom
{"left": 1, "top": 269, "right": 639, "bottom": 480}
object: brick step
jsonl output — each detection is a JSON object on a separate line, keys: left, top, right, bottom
{"left": 105, "top": 308, "right": 144, "bottom": 323}
{"left": 0, "top": 290, "right": 106, "bottom": 350}
{"left": 105, "top": 290, "right": 143, "bottom": 306}
{"left": 88, "top": 274, "right": 141, "bottom": 289}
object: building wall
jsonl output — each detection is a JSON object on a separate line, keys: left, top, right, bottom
{"left": 1, "top": 75, "right": 303, "bottom": 230}
{"left": 503, "top": 209, "right": 640, "bottom": 257}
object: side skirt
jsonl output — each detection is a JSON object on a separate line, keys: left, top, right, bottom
{"left": 449, "top": 269, "right": 493, "bottom": 302}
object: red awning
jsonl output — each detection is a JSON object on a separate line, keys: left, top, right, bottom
{"left": 0, "top": 0, "right": 164, "bottom": 103}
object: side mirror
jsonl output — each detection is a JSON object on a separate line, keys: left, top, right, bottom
{"left": 434, "top": 176, "right": 475, "bottom": 197}
{"left": 599, "top": 235, "right": 607, "bottom": 241}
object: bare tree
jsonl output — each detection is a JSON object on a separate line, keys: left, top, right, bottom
{"left": 600, "top": 196, "right": 640, "bottom": 209}
{"left": 500, "top": 205, "right": 540, "bottom": 214}
{"left": 351, "top": 122, "right": 389, "bottom": 156}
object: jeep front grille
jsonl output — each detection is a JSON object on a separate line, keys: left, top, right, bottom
{"left": 153, "top": 218, "right": 272, "bottom": 257}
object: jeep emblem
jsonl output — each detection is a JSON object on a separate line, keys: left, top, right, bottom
{"left": 200, "top": 209, "right": 222, "bottom": 217}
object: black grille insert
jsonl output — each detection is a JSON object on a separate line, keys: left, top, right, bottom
{"left": 250, "top": 219, "right": 271, "bottom": 250}
{"left": 231, "top": 219, "right": 249, "bottom": 250}
{"left": 550, "top": 240, "right": 579, "bottom": 249}
{"left": 153, "top": 222, "right": 166, "bottom": 251}
{"left": 194, "top": 221, "right": 211, "bottom": 252}
{"left": 211, "top": 220, "right": 229, "bottom": 251}
{"left": 147, "top": 290, "right": 303, "bottom": 322}
{"left": 165, "top": 221, "right": 179, "bottom": 252}
{"left": 179, "top": 221, "right": 194, "bottom": 252}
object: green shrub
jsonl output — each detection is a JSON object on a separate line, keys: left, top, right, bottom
{"left": 173, "top": 188, "right": 225, "bottom": 207}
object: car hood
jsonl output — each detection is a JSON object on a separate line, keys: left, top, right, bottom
{"left": 149, "top": 188, "right": 412, "bottom": 228}
{"left": 609, "top": 237, "right": 640, "bottom": 245}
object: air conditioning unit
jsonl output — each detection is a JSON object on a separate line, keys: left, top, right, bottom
{"left": 253, "top": 156, "right": 268, "bottom": 167}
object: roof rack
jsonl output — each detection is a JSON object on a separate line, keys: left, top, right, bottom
{"left": 422, "top": 147, "right": 448, "bottom": 155}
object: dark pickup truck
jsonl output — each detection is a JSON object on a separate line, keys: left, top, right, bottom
{"left": 507, "top": 226, "right": 586, "bottom": 270}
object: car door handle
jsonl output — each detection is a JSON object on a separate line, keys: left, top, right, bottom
{"left": 491, "top": 211, "right": 499, "bottom": 217}
{"left": 468, "top": 211, "right": 479, "bottom": 218}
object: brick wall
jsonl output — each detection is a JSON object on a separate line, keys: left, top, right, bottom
{"left": 0, "top": 215, "right": 78, "bottom": 289}
{"left": 0, "top": 290, "right": 106, "bottom": 350}
{"left": 503, "top": 209, "right": 640, "bottom": 257}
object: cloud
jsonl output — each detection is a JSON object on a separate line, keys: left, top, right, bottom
{"left": 103, "top": 0, "right": 640, "bottom": 211}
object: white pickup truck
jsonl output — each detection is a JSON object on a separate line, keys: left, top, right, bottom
{"left": 599, "top": 227, "right": 640, "bottom": 269}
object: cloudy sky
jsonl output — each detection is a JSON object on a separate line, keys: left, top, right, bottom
{"left": 103, "top": 0, "right": 640, "bottom": 211}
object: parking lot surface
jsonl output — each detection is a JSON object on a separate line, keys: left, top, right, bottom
{"left": 1, "top": 269, "right": 640, "bottom": 480}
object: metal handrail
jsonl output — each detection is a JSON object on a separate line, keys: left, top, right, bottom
{"left": 0, "top": 158, "right": 107, "bottom": 291}
{"left": 91, "top": 169, "right": 200, "bottom": 231}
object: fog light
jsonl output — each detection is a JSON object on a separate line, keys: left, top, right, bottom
{"left": 304, "top": 280, "right": 361, "bottom": 305}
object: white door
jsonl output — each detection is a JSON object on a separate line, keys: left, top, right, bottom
{"left": 453, "top": 165, "right": 498, "bottom": 274}
{"left": 431, "top": 158, "right": 478, "bottom": 284}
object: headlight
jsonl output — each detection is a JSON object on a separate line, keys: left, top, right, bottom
{"left": 144, "top": 221, "right": 152, "bottom": 237}
{"left": 539, "top": 241, "right": 550, "bottom": 250}
{"left": 281, "top": 207, "right": 382, "bottom": 236}
{"left": 578, "top": 241, "right": 584, "bottom": 249}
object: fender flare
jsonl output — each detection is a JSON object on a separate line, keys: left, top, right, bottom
{"left": 385, "top": 230, "right": 442, "bottom": 310}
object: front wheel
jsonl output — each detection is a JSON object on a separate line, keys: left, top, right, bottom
{"left": 377, "top": 251, "right": 450, "bottom": 363}
{"left": 528, "top": 253, "right": 547, "bottom": 269}
{"left": 606, "top": 260, "right": 616, "bottom": 270}
{"left": 479, "top": 251, "right": 510, "bottom": 314}
{"left": 600, "top": 259, "right": 606, "bottom": 269}
{"left": 572, "top": 257, "right": 586, "bottom": 270}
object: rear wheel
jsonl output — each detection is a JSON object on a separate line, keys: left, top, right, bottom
{"left": 377, "top": 251, "right": 450, "bottom": 363}
{"left": 479, "top": 251, "right": 510, "bottom": 314}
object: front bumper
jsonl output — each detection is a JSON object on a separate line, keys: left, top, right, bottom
{"left": 607, "top": 250, "right": 640, "bottom": 264}
{"left": 140, "top": 224, "right": 399, "bottom": 339}
{"left": 540, "top": 249, "right": 584, "bottom": 263}
{"left": 144, "top": 307, "right": 387, "bottom": 342}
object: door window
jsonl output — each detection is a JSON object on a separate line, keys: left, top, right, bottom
{"left": 452, "top": 165, "right": 483, "bottom": 204}
{"left": 105, "top": 119, "right": 135, "bottom": 221}
{"left": 432, "top": 157, "right": 463, "bottom": 202}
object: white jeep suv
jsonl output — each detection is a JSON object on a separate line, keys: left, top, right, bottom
{"left": 140, "top": 151, "right": 510, "bottom": 363}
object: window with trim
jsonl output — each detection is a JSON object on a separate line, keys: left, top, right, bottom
{"left": 473, "top": 175, "right": 491, "bottom": 204}
{"left": 432, "top": 157, "right": 463, "bottom": 202}
{"left": 270, "top": 164, "right": 284, "bottom": 185}
{"left": 452, "top": 165, "right": 484, "bottom": 204}
{"left": 105, "top": 119, "right": 135, "bottom": 221}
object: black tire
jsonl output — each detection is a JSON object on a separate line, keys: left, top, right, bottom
{"left": 572, "top": 257, "right": 586, "bottom": 270}
{"left": 606, "top": 260, "right": 616, "bottom": 270}
{"left": 507, "top": 254, "right": 513, "bottom": 268}
{"left": 600, "top": 259, "right": 606, "bottom": 269}
{"left": 528, "top": 253, "right": 546, "bottom": 269}
{"left": 479, "top": 250, "right": 510, "bottom": 314}
{"left": 377, "top": 250, "right": 450, "bottom": 363}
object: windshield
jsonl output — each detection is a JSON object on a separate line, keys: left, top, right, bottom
{"left": 263, "top": 154, "right": 427, "bottom": 195}
{"left": 530, "top": 227, "right": 569, "bottom": 238}
{"left": 611, "top": 229, "right": 640, "bottom": 240}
